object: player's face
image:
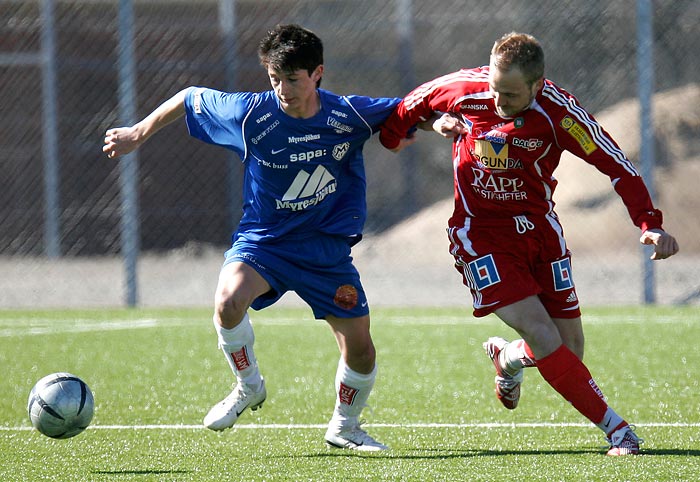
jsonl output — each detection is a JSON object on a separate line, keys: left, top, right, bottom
{"left": 267, "top": 65, "right": 323, "bottom": 118}
{"left": 488, "top": 63, "right": 542, "bottom": 118}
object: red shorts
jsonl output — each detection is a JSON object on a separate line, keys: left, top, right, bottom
{"left": 447, "top": 214, "right": 581, "bottom": 319}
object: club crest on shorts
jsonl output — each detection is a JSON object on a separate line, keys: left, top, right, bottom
{"left": 334, "top": 284, "right": 358, "bottom": 310}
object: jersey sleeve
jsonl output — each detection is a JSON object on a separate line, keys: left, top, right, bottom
{"left": 184, "top": 87, "right": 255, "bottom": 157}
{"left": 380, "top": 71, "right": 467, "bottom": 149}
{"left": 342, "top": 95, "right": 402, "bottom": 133}
{"left": 546, "top": 85, "right": 663, "bottom": 232}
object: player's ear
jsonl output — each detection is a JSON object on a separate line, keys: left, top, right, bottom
{"left": 312, "top": 65, "right": 324, "bottom": 83}
{"left": 533, "top": 77, "right": 544, "bottom": 94}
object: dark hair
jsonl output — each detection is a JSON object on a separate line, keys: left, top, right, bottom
{"left": 491, "top": 32, "right": 545, "bottom": 86}
{"left": 258, "top": 24, "right": 324, "bottom": 87}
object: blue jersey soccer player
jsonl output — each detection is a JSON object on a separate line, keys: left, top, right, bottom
{"left": 103, "top": 24, "right": 400, "bottom": 451}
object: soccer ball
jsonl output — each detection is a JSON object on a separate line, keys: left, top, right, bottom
{"left": 27, "top": 372, "right": 94, "bottom": 439}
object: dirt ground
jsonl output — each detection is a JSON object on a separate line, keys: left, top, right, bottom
{"left": 1, "top": 203, "right": 697, "bottom": 310}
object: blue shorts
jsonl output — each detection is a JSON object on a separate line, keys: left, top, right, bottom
{"left": 223, "top": 234, "right": 369, "bottom": 319}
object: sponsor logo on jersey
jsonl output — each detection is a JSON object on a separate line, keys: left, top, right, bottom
{"left": 288, "top": 134, "right": 321, "bottom": 144}
{"left": 289, "top": 149, "right": 326, "bottom": 162}
{"left": 512, "top": 137, "right": 543, "bottom": 151}
{"left": 332, "top": 142, "right": 350, "bottom": 161}
{"left": 467, "top": 254, "right": 501, "bottom": 290}
{"left": 473, "top": 140, "right": 524, "bottom": 170}
{"left": 331, "top": 109, "right": 348, "bottom": 118}
{"left": 251, "top": 119, "right": 280, "bottom": 144}
{"left": 470, "top": 167, "right": 527, "bottom": 201}
{"left": 257, "top": 158, "right": 288, "bottom": 170}
{"left": 276, "top": 165, "right": 337, "bottom": 211}
{"left": 560, "top": 116, "right": 597, "bottom": 154}
{"left": 193, "top": 89, "right": 203, "bottom": 114}
{"left": 460, "top": 103, "right": 488, "bottom": 110}
{"left": 256, "top": 112, "right": 272, "bottom": 124}
{"left": 484, "top": 130, "right": 507, "bottom": 144}
{"left": 327, "top": 117, "right": 353, "bottom": 133}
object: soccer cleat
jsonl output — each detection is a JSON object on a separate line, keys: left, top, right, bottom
{"left": 203, "top": 379, "right": 266, "bottom": 431}
{"left": 483, "top": 337, "right": 523, "bottom": 410}
{"left": 606, "top": 425, "right": 643, "bottom": 456}
{"left": 325, "top": 422, "right": 388, "bottom": 451}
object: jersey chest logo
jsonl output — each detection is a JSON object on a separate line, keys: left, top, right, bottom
{"left": 473, "top": 140, "right": 523, "bottom": 170}
{"left": 275, "top": 165, "right": 337, "bottom": 211}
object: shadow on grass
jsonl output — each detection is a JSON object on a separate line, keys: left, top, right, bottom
{"left": 640, "top": 449, "right": 700, "bottom": 457}
{"left": 92, "top": 470, "right": 191, "bottom": 475}
{"left": 281, "top": 447, "right": 700, "bottom": 459}
{"left": 277, "top": 447, "right": 600, "bottom": 459}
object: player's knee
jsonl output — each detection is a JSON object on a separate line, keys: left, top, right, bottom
{"left": 214, "top": 289, "right": 250, "bottom": 329}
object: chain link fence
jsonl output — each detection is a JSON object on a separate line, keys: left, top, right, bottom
{"left": 1, "top": 0, "right": 699, "bottom": 308}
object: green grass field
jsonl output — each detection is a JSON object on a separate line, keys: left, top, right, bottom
{"left": 1, "top": 305, "right": 699, "bottom": 481}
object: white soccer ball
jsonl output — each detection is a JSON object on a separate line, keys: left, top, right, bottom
{"left": 27, "top": 372, "right": 94, "bottom": 439}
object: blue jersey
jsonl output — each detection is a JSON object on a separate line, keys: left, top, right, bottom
{"left": 184, "top": 87, "right": 400, "bottom": 243}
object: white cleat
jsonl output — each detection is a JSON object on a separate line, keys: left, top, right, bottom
{"left": 607, "top": 425, "right": 643, "bottom": 456}
{"left": 324, "top": 423, "right": 388, "bottom": 451}
{"left": 203, "top": 379, "right": 266, "bottom": 431}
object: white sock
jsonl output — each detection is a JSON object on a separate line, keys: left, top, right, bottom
{"left": 596, "top": 407, "right": 626, "bottom": 437}
{"left": 214, "top": 313, "right": 263, "bottom": 391}
{"left": 330, "top": 357, "right": 376, "bottom": 427}
{"left": 502, "top": 339, "right": 537, "bottom": 375}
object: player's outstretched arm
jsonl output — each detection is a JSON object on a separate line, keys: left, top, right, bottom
{"left": 386, "top": 113, "right": 463, "bottom": 153}
{"left": 103, "top": 88, "right": 189, "bottom": 159}
{"left": 640, "top": 228, "right": 680, "bottom": 260}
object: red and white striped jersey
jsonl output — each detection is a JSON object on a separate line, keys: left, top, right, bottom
{"left": 380, "top": 66, "right": 663, "bottom": 233}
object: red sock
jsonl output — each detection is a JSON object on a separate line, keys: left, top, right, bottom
{"left": 536, "top": 344, "right": 608, "bottom": 425}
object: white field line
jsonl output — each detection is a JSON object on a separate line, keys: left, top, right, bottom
{"left": 0, "top": 313, "right": 693, "bottom": 337}
{"left": 3, "top": 422, "right": 700, "bottom": 432}
{"left": 0, "top": 319, "right": 161, "bottom": 337}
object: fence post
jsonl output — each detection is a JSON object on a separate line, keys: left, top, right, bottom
{"left": 117, "top": 0, "right": 140, "bottom": 307}
{"left": 40, "top": 0, "right": 60, "bottom": 258}
{"left": 637, "top": 0, "right": 655, "bottom": 304}
{"left": 396, "top": 0, "right": 417, "bottom": 217}
{"left": 219, "top": 0, "right": 242, "bottom": 232}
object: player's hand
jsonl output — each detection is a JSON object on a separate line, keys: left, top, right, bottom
{"left": 432, "top": 112, "right": 469, "bottom": 139}
{"left": 102, "top": 126, "right": 141, "bottom": 159}
{"left": 640, "top": 228, "right": 679, "bottom": 260}
{"left": 388, "top": 131, "right": 418, "bottom": 153}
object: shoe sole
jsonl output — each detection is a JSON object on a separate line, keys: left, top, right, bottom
{"left": 607, "top": 448, "right": 640, "bottom": 456}
{"left": 325, "top": 439, "right": 387, "bottom": 451}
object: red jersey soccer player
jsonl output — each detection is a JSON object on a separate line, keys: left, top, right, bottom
{"left": 380, "top": 32, "right": 678, "bottom": 456}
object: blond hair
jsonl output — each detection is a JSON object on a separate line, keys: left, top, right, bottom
{"left": 491, "top": 32, "right": 545, "bottom": 85}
